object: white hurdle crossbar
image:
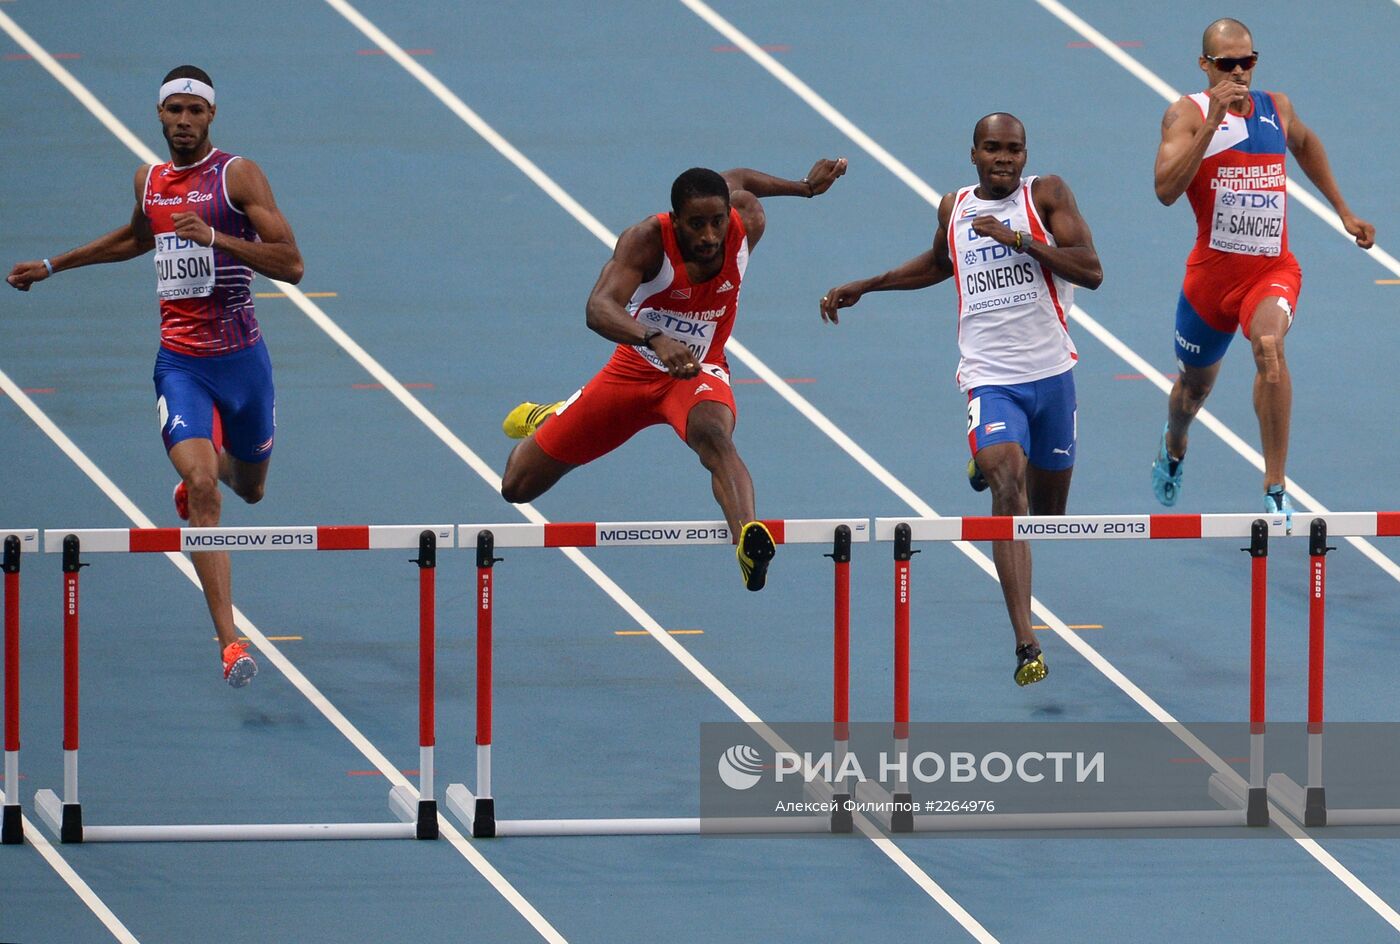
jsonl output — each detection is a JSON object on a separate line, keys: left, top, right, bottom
{"left": 2, "top": 530, "right": 38, "bottom": 844}
{"left": 872, "top": 512, "right": 1309, "bottom": 832}
{"left": 32, "top": 524, "right": 452, "bottom": 843}
{"left": 445, "top": 517, "right": 868, "bottom": 837}
{"left": 1268, "top": 515, "right": 1400, "bottom": 827}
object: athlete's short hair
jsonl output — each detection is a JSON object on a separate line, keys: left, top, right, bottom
{"left": 973, "top": 113, "right": 1025, "bottom": 147}
{"left": 1202, "top": 18, "right": 1251, "bottom": 56}
{"left": 671, "top": 168, "right": 730, "bottom": 214}
{"left": 162, "top": 65, "right": 214, "bottom": 88}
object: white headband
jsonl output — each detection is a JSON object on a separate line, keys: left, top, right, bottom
{"left": 159, "top": 78, "right": 215, "bottom": 106}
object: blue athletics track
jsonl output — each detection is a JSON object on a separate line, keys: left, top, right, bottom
{"left": 2, "top": 1, "right": 1399, "bottom": 942}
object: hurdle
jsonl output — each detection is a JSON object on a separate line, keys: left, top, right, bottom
{"left": 871, "top": 513, "right": 1289, "bottom": 833}
{"left": 1268, "top": 513, "right": 1400, "bottom": 827}
{"left": 444, "top": 517, "right": 867, "bottom": 837}
{"left": 32, "top": 524, "right": 451, "bottom": 842}
{"left": 2, "top": 530, "right": 38, "bottom": 845}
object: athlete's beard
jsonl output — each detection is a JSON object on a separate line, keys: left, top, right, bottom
{"left": 163, "top": 124, "right": 209, "bottom": 163}
{"left": 981, "top": 177, "right": 1018, "bottom": 200}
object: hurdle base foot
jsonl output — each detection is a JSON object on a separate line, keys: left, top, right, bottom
{"left": 387, "top": 784, "right": 438, "bottom": 839}
{"left": 891, "top": 792, "right": 913, "bottom": 833}
{"left": 1305, "top": 787, "right": 1327, "bottom": 827}
{"left": 1268, "top": 773, "right": 1327, "bottom": 827}
{"left": 1246, "top": 786, "right": 1269, "bottom": 827}
{"left": 473, "top": 797, "right": 496, "bottom": 838}
{"left": 2, "top": 804, "right": 21, "bottom": 844}
{"left": 416, "top": 800, "right": 438, "bottom": 839}
{"left": 830, "top": 794, "right": 853, "bottom": 833}
{"left": 35, "top": 789, "right": 82, "bottom": 842}
{"left": 445, "top": 782, "right": 496, "bottom": 837}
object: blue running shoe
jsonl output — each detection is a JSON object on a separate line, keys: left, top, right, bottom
{"left": 1264, "top": 486, "right": 1294, "bottom": 535}
{"left": 1151, "top": 424, "right": 1184, "bottom": 507}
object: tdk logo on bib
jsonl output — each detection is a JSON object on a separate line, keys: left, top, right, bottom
{"left": 966, "top": 242, "right": 1016, "bottom": 264}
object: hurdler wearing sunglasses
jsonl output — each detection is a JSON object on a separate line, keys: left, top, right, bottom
{"left": 1148, "top": 17, "right": 1375, "bottom": 532}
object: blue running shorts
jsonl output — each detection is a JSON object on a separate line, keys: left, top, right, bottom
{"left": 966, "top": 369, "right": 1077, "bottom": 471}
{"left": 153, "top": 339, "right": 275, "bottom": 463}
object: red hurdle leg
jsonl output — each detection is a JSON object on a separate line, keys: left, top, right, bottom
{"left": 1245, "top": 519, "right": 1269, "bottom": 827}
{"left": 414, "top": 530, "right": 439, "bottom": 839}
{"left": 473, "top": 530, "right": 500, "bottom": 838}
{"left": 60, "top": 535, "right": 84, "bottom": 842}
{"left": 3, "top": 536, "right": 21, "bottom": 844}
{"left": 891, "top": 523, "right": 916, "bottom": 833}
{"left": 1304, "top": 518, "right": 1333, "bottom": 826}
{"left": 828, "top": 525, "right": 853, "bottom": 833}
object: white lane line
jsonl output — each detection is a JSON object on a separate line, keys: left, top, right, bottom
{"left": 0, "top": 14, "right": 566, "bottom": 943}
{"left": 0, "top": 372, "right": 568, "bottom": 944}
{"left": 676, "top": 0, "right": 1400, "bottom": 930}
{"left": 0, "top": 787, "right": 141, "bottom": 943}
{"left": 319, "top": 3, "right": 996, "bottom": 938}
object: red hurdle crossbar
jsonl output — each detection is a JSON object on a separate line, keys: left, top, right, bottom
{"left": 35, "top": 525, "right": 450, "bottom": 843}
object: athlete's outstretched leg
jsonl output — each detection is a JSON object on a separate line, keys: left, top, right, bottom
{"left": 1026, "top": 464, "right": 1073, "bottom": 517}
{"left": 976, "top": 442, "right": 1035, "bottom": 649}
{"left": 168, "top": 438, "right": 237, "bottom": 650}
{"left": 222, "top": 454, "right": 269, "bottom": 505}
{"left": 501, "top": 437, "right": 576, "bottom": 504}
{"left": 685, "top": 400, "right": 753, "bottom": 535}
{"left": 685, "top": 400, "right": 773, "bottom": 591}
{"left": 1248, "top": 297, "right": 1293, "bottom": 491}
{"left": 1165, "top": 361, "right": 1222, "bottom": 461}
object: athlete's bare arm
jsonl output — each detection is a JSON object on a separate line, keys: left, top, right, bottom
{"left": 6, "top": 166, "right": 156, "bottom": 291}
{"left": 1153, "top": 80, "right": 1248, "bottom": 206}
{"left": 1272, "top": 93, "right": 1375, "bottom": 249}
{"left": 585, "top": 220, "right": 698, "bottom": 378}
{"left": 722, "top": 158, "right": 847, "bottom": 250}
{"left": 971, "top": 175, "right": 1102, "bottom": 290}
{"left": 170, "top": 158, "right": 303, "bottom": 284}
{"left": 819, "top": 191, "right": 956, "bottom": 325}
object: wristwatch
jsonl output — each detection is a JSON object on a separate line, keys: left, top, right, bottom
{"left": 640, "top": 327, "right": 663, "bottom": 348}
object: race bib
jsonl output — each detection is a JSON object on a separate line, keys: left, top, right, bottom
{"left": 154, "top": 232, "right": 215, "bottom": 299}
{"left": 1210, "top": 188, "right": 1284, "bottom": 256}
{"left": 633, "top": 306, "right": 720, "bottom": 371}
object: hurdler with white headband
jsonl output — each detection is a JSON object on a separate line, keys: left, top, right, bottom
{"left": 159, "top": 76, "right": 215, "bottom": 106}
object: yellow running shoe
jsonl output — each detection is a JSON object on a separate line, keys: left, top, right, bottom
{"left": 1014, "top": 642, "right": 1047, "bottom": 687}
{"left": 502, "top": 400, "right": 563, "bottom": 439}
{"left": 736, "top": 521, "right": 776, "bottom": 592}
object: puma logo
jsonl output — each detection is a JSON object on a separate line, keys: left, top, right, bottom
{"left": 1259, "top": 115, "right": 1279, "bottom": 130}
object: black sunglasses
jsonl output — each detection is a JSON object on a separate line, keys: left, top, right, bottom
{"left": 1205, "top": 52, "right": 1259, "bottom": 72}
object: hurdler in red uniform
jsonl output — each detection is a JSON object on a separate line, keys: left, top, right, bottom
{"left": 1150, "top": 18, "right": 1374, "bottom": 531}
{"left": 499, "top": 160, "right": 847, "bottom": 591}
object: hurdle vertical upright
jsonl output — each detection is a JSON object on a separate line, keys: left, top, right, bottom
{"left": 2, "top": 530, "right": 38, "bottom": 845}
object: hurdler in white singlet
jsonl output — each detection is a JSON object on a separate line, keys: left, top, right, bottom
{"left": 946, "top": 175, "right": 1076, "bottom": 392}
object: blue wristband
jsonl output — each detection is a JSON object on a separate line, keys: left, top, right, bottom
{"left": 42, "top": 258, "right": 54, "bottom": 275}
